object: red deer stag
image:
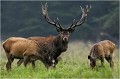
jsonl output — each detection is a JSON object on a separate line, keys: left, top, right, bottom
{"left": 17, "top": 3, "right": 91, "bottom": 67}
{"left": 88, "top": 40, "right": 115, "bottom": 69}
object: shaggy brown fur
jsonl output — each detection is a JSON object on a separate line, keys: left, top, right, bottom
{"left": 2, "top": 37, "right": 55, "bottom": 70}
{"left": 88, "top": 40, "right": 115, "bottom": 68}
{"left": 17, "top": 35, "right": 68, "bottom": 68}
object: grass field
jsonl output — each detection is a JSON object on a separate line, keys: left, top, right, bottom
{"left": 0, "top": 41, "right": 119, "bottom": 78}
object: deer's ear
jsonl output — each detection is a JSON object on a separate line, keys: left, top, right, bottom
{"left": 88, "top": 55, "right": 91, "bottom": 59}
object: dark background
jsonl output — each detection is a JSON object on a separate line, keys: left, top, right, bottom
{"left": 1, "top": 1, "right": 119, "bottom": 46}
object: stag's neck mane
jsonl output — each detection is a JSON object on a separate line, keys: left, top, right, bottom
{"left": 50, "top": 35, "right": 68, "bottom": 59}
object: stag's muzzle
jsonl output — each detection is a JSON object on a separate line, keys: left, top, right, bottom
{"left": 63, "top": 37, "right": 68, "bottom": 42}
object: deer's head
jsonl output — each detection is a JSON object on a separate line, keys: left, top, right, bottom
{"left": 88, "top": 55, "right": 96, "bottom": 68}
{"left": 42, "top": 3, "right": 91, "bottom": 43}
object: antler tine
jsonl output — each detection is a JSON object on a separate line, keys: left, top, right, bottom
{"left": 45, "top": 2, "right": 48, "bottom": 8}
{"left": 68, "top": 19, "right": 76, "bottom": 29}
{"left": 86, "top": 5, "right": 88, "bottom": 9}
{"left": 45, "top": 3, "right": 48, "bottom": 12}
{"left": 69, "top": 5, "right": 91, "bottom": 29}
{"left": 80, "top": 6, "right": 84, "bottom": 13}
{"left": 41, "top": 3, "right": 61, "bottom": 29}
{"left": 89, "top": 5, "right": 91, "bottom": 9}
{"left": 41, "top": 4, "right": 45, "bottom": 15}
{"left": 90, "top": 5, "right": 91, "bottom": 9}
{"left": 85, "top": 5, "right": 91, "bottom": 13}
{"left": 56, "top": 18, "right": 64, "bottom": 29}
{"left": 73, "top": 19, "right": 77, "bottom": 24}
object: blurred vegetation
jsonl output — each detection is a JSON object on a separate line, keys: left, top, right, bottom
{"left": 1, "top": 1, "right": 119, "bottom": 46}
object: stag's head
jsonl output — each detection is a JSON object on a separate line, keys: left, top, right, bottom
{"left": 42, "top": 3, "right": 91, "bottom": 43}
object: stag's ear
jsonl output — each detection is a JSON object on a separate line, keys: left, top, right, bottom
{"left": 88, "top": 55, "right": 91, "bottom": 59}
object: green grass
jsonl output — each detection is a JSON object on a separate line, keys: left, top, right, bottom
{"left": 0, "top": 41, "right": 119, "bottom": 78}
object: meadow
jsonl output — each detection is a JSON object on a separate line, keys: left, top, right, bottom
{"left": 0, "top": 41, "right": 119, "bottom": 78}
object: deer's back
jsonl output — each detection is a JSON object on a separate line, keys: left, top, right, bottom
{"left": 99, "top": 40, "right": 115, "bottom": 55}
{"left": 2, "top": 37, "right": 38, "bottom": 59}
{"left": 91, "top": 40, "right": 115, "bottom": 58}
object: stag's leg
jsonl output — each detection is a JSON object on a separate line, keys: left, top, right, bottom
{"left": 31, "top": 61, "right": 35, "bottom": 69}
{"left": 17, "top": 59, "right": 23, "bottom": 66}
{"left": 6, "top": 53, "right": 14, "bottom": 70}
{"left": 44, "top": 61, "right": 49, "bottom": 70}
{"left": 23, "top": 56, "right": 30, "bottom": 67}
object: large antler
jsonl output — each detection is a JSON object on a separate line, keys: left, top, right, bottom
{"left": 42, "top": 3, "right": 63, "bottom": 29}
{"left": 68, "top": 5, "right": 91, "bottom": 30}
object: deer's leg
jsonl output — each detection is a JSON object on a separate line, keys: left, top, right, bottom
{"left": 105, "top": 55, "right": 114, "bottom": 68}
{"left": 17, "top": 59, "right": 23, "bottom": 66}
{"left": 100, "top": 55, "right": 104, "bottom": 67}
{"left": 6, "top": 53, "right": 14, "bottom": 70}
{"left": 105, "top": 56, "right": 110, "bottom": 63}
{"left": 44, "top": 61, "right": 49, "bottom": 70}
{"left": 109, "top": 55, "right": 114, "bottom": 68}
{"left": 109, "top": 49, "right": 114, "bottom": 68}
{"left": 31, "top": 61, "right": 35, "bottom": 69}
{"left": 23, "top": 56, "right": 30, "bottom": 67}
